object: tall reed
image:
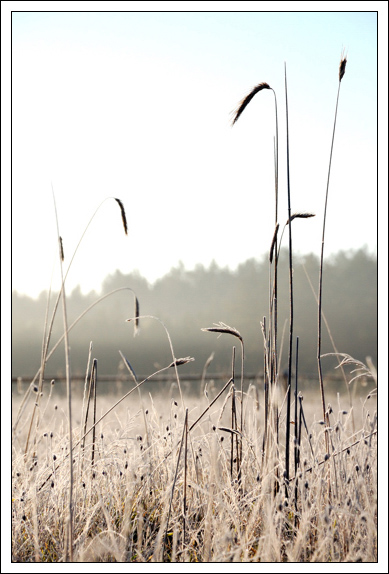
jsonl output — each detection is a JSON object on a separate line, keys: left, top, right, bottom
{"left": 284, "top": 63, "right": 294, "bottom": 484}
{"left": 317, "top": 53, "right": 347, "bottom": 452}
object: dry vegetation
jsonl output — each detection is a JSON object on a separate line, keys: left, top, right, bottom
{"left": 12, "top": 54, "right": 378, "bottom": 563}
{"left": 12, "top": 380, "right": 377, "bottom": 563}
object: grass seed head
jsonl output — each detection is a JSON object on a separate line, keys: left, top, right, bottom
{"left": 201, "top": 322, "right": 243, "bottom": 342}
{"left": 114, "top": 198, "right": 128, "bottom": 235}
{"left": 232, "top": 82, "right": 272, "bottom": 125}
{"left": 339, "top": 55, "right": 347, "bottom": 82}
{"left": 287, "top": 212, "right": 315, "bottom": 225}
{"left": 168, "top": 357, "right": 195, "bottom": 368}
{"left": 269, "top": 223, "right": 279, "bottom": 263}
{"left": 59, "top": 236, "right": 64, "bottom": 261}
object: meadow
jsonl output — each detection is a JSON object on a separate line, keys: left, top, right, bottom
{"left": 12, "top": 377, "right": 377, "bottom": 563}
{"left": 11, "top": 55, "right": 378, "bottom": 563}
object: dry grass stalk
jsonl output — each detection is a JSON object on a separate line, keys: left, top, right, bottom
{"left": 317, "top": 53, "right": 348, "bottom": 453}
{"left": 284, "top": 62, "right": 294, "bottom": 484}
{"left": 90, "top": 359, "right": 97, "bottom": 469}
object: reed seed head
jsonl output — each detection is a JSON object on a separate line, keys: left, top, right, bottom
{"left": 201, "top": 322, "right": 243, "bottom": 343}
{"left": 134, "top": 297, "right": 140, "bottom": 335}
{"left": 269, "top": 223, "right": 279, "bottom": 263}
{"left": 286, "top": 212, "right": 315, "bottom": 225}
{"left": 59, "top": 237, "right": 64, "bottom": 261}
{"left": 339, "top": 54, "right": 347, "bottom": 82}
{"left": 168, "top": 357, "right": 195, "bottom": 368}
{"left": 231, "top": 82, "right": 272, "bottom": 125}
{"left": 114, "top": 198, "right": 128, "bottom": 235}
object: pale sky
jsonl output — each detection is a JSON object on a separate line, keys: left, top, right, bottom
{"left": 8, "top": 5, "right": 381, "bottom": 298}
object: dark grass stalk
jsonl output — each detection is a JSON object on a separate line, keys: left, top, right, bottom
{"left": 79, "top": 342, "right": 93, "bottom": 472}
{"left": 294, "top": 392, "right": 304, "bottom": 528}
{"left": 75, "top": 346, "right": 93, "bottom": 505}
{"left": 294, "top": 337, "right": 299, "bottom": 517}
{"left": 231, "top": 388, "right": 239, "bottom": 479}
{"left": 317, "top": 54, "right": 347, "bottom": 453}
{"left": 297, "top": 394, "right": 303, "bottom": 466}
{"left": 81, "top": 354, "right": 95, "bottom": 456}
{"left": 271, "top": 89, "right": 279, "bottom": 396}
{"left": 294, "top": 337, "right": 299, "bottom": 480}
{"left": 297, "top": 395, "right": 315, "bottom": 460}
{"left": 284, "top": 62, "right": 294, "bottom": 486}
{"left": 91, "top": 359, "right": 97, "bottom": 469}
{"left": 230, "top": 346, "right": 236, "bottom": 479}
{"left": 183, "top": 408, "right": 189, "bottom": 552}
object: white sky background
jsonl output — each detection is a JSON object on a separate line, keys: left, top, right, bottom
{"left": 10, "top": 6, "right": 379, "bottom": 298}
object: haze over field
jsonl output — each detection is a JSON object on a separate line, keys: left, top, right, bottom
{"left": 12, "top": 248, "right": 377, "bottom": 379}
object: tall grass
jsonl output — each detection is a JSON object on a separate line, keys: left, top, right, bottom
{"left": 12, "top": 384, "right": 377, "bottom": 562}
{"left": 317, "top": 53, "right": 348, "bottom": 452}
{"left": 12, "top": 54, "right": 378, "bottom": 563}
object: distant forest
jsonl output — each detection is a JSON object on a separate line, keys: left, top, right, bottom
{"left": 12, "top": 248, "right": 377, "bottom": 382}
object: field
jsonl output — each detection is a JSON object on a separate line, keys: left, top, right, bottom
{"left": 12, "top": 376, "right": 377, "bottom": 563}
{"left": 11, "top": 55, "right": 379, "bottom": 564}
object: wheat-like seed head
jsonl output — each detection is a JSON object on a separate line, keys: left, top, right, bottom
{"left": 114, "top": 198, "right": 128, "bottom": 235}
{"left": 231, "top": 82, "right": 272, "bottom": 125}
{"left": 202, "top": 322, "right": 243, "bottom": 342}
{"left": 286, "top": 212, "right": 316, "bottom": 225}
{"left": 269, "top": 223, "right": 279, "bottom": 263}
{"left": 339, "top": 52, "right": 347, "bottom": 82}
{"left": 134, "top": 297, "right": 140, "bottom": 335}
{"left": 59, "top": 236, "right": 65, "bottom": 261}
{"left": 168, "top": 357, "right": 195, "bottom": 368}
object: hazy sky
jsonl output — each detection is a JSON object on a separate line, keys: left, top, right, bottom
{"left": 10, "top": 6, "right": 379, "bottom": 298}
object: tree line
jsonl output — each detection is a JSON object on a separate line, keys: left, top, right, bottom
{"left": 12, "top": 247, "right": 377, "bottom": 385}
